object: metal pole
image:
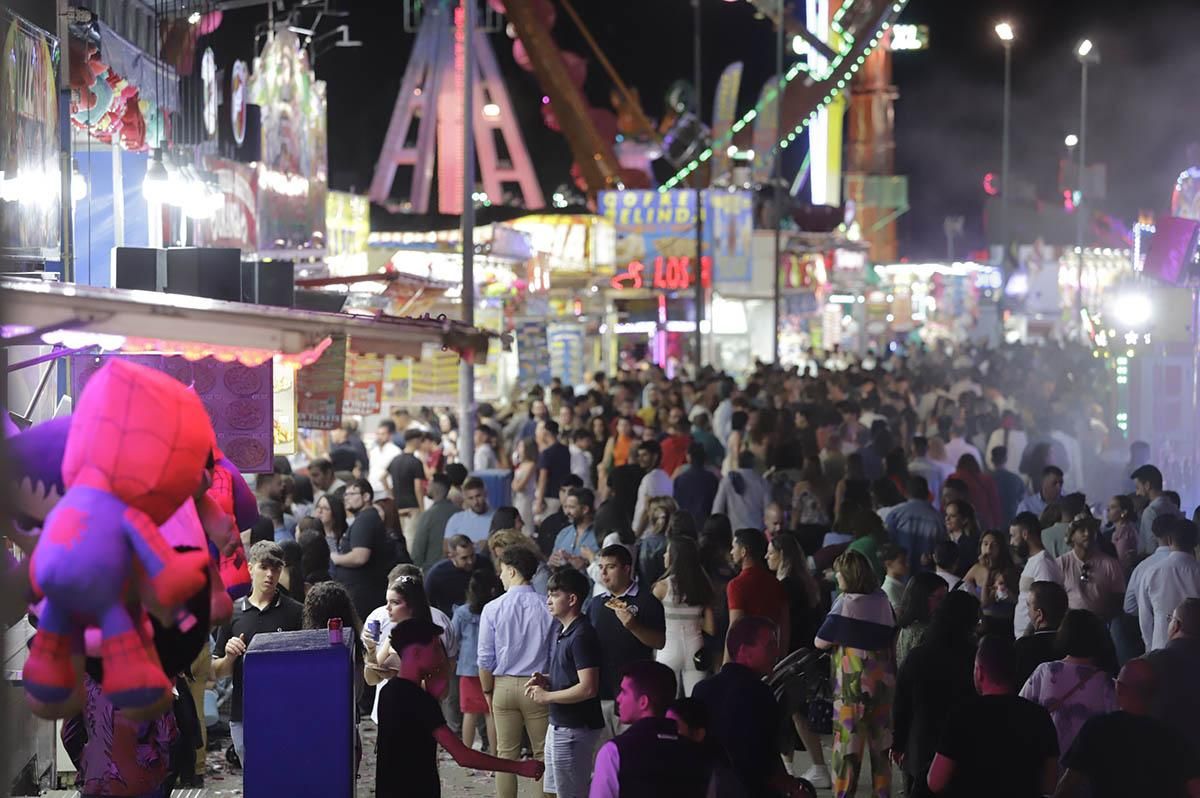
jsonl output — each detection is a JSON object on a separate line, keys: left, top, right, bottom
{"left": 57, "top": 0, "right": 74, "bottom": 283}
{"left": 1000, "top": 42, "right": 1012, "bottom": 247}
{"left": 1076, "top": 59, "right": 1088, "bottom": 319}
{"left": 693, "top": 0, "right": 704, "bottom": 373}
{"left": 772, "top": 6, "right": 784, "bottom": 364}
{"left": 459, "top": 0, "right": 476, "bottom": 468}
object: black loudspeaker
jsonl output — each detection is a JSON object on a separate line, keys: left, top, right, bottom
{"left": 112, "top": 247, "right": 166, "bottom": 291}
{"left": 241, "top": 260, "right": 295, "bottom": 307}
{"left": 165, "top": 247, "right": 243, "bottom": 302}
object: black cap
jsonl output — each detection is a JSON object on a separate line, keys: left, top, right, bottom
{"left": 389, "top": 618, "right": 443, "bottom": 652}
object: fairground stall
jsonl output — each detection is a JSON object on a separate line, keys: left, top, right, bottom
{"left": 0, "top": 274, "right": 494, "bottom": 791}
{"left": 873, "top": 260, "right": 1004, "bottom": 350}
{"left": 503, "top": 214, "right": 616, "bottom": 392}
{"left": 363, "top": 225, "right": 531, "bottom": 406}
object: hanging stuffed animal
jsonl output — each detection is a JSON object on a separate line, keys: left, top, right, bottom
{"left": 205, "top": 446, "right": 255, "bottom": 600}
{"left": 23, "top": 360, "right": 214, "bottom": 720}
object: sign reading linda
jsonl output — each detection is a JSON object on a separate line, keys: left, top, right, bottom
{"left": 599, "top": 190, "right": 753, "bottom": 285}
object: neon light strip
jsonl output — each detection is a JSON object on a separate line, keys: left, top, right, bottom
{"left": 660, "top": 0, "right": 909, "bottom": 190}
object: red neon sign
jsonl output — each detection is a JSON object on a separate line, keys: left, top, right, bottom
{"left": 610, "top": 256, "right": 713, "bottom": 291}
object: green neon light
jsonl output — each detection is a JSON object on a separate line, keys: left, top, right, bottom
{"left": 658, "top": 0, "right": 910, "bottom": 191}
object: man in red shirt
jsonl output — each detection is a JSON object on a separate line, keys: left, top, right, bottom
{"left": 727, "top": 528, "right": 791, "bottom": 655}
{"left": 659, "top": 419, "right": 693, "bottom": 478}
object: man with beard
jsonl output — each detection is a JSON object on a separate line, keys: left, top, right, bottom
{"left": 1010, "top": 512, "right": 1064, "bottom": 638}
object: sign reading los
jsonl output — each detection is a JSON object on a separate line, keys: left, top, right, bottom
{"left": 611, "top": 256, "right": 712, "bottom": 291}
{"left": 599, "top": 190, "right": 752, "bottom": 285}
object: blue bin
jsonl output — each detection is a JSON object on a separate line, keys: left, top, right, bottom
{"left": 242, "top": 630, "right": 355, "bottom": 797}
{"left": 475, "top": 468, "right": 513, "bottom": 509}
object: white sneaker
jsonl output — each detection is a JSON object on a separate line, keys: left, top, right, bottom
{"left": 801, "top": 764, "right": 832, "bottom": 789}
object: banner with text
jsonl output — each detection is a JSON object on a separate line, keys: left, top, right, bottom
{"left": 599, "top": 190, "right": 753, "bottom": 285}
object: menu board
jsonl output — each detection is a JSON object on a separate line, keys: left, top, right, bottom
{"left": 342, "top": 352, "right": 384, "bottom": 416}
{"left": 515, "top": 319, "right": 550, "bottom": 389}
{"left": 382, "top": 355, "right": 412, "bottom": 408}
{"left": 296, "top": 335, "right": 347, "bottom": 429}
{"left": 72, "top": 354, "right": 274, "bottom": 473}
{"left": 547, "top": 323, "right": 585, "bottom": 389}
{"left": 273, "top": 361, "right": 297, "bottom": 455}
{"left": 410, "top": 344, "right": 460, "bottom": 405}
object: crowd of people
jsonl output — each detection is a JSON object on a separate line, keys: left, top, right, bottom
{"left": 55, "top": 341, "right": 1200, "bottom": 798}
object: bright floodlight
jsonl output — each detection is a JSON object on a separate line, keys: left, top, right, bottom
{"left": 482, "top": 103, "right": 500, "bottom": 118}
{"left": 1077, "top": 39, "right": 1093, "bottom": 57}
{"left": 1113, "top": 293, "right": 1153, "bottom": 329}
{"left": 995, "top": 22, "right": 1014, "bottom": 42}
{"left": 1065, "top": 133, "right": 1079, "bottom": 147}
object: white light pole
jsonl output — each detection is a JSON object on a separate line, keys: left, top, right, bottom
{"left": 995, "top": 22, "right": 1014, "bottom": 245}
{"left": 1075, "top": 38, "right": 1099, "bottom": 318}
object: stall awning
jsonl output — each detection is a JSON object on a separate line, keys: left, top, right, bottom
{"left": 0, "top": 277, "right": 496, "bottom": 366}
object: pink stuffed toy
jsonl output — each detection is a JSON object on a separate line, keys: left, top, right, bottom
{"left": 24, "top": 360, "right": 214, "bottom": 720}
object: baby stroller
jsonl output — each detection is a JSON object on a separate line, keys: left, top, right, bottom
{"left": 766, "top": 646, "right": 835, "bottom": 782}
{"left": 767, "top": 647, "right": 833, "bottom": 723}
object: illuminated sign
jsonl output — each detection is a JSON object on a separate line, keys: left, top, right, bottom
{"left": 889, "top": 24, "right": 929, "bottom": 51}
{"left": 610, "top": 256, "right": 712, "bottom": 291}
{"left": 599, "top": 189, "right": 752, "bottom": 282}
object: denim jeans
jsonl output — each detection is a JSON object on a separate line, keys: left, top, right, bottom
{"left": 543, "top": 724, "right": 600, "bottom": 798}
{"left": 230, "top": 720, "right": 245, "bottom": 765}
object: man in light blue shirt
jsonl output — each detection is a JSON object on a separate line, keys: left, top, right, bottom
{"left": 1133, "top": 464, "right": 1180, "bottom": 555}
{"left": 478, "top": 546, "right": 556, "bottom": 798}
{"left": 886, "top": 475, "right": 946, "bottom": 574}
{"left": 551, "top": 487, "right": 599, "bottom": 572}
{"left": 907, "top": 437, "right": 945, "bottom": 509}
{"left": 1117, "top": 515, "right": 1175, "bottom": 662}
{"left": 444, "top": 476, "right": 496, "bottom": 547}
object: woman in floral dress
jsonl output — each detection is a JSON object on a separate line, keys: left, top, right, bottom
{"left": 815, "top": 549, "right": 897, "bottom": 798}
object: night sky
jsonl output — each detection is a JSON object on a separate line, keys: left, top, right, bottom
{"left": 207, "top": 0, "right": 1200, "bottom": 258}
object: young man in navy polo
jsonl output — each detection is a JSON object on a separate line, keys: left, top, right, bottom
{"left": 524, "top": 567, "right": 604, "bottom": 798}
{"left": 585, "top": 544, "right": 666, "bottom": 738}
{"left": 213, "top": 541, "right": 304, "bottom": 766}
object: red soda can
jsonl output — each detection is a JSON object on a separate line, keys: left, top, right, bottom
{"left": 328, "top": 617, "right": 344, "bottom": 646}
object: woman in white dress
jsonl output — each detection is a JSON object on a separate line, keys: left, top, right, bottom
{"left": 511, "top": 438, "right": 538, "bottom": 533}
{"left": 652, "top": 536, "right": 716, "bottom": 697}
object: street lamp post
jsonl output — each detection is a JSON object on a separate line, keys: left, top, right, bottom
{"left": 772, "top": 5, "right": 784, "bottom": 366}
{"left": 995, "top": 22, "right": 1014, "bottom": 247}
{"left": 459, "top": 0, "right": 476, "bottom": 469}
{"left": 1075, "top": 38, "right": 1098, "bottom": 318}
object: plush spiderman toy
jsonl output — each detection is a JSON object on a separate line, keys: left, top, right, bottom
{"left": 206, "top": 446, "right": 255, "bottom": 599}
{"left": 23, "top": 360, "right": 214, "bottom": 720}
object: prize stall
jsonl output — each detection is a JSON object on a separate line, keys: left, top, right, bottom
{"left": 0, "top": 275, "right": 494, "bottom": 790}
